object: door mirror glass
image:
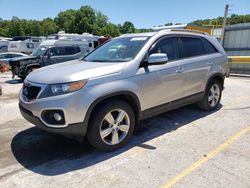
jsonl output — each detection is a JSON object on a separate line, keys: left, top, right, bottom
{"left": 148, "top": 53, "right": 168, "bottom": 65}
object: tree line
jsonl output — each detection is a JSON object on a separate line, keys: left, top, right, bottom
{"left": 0, "top": 6, "right": 142, "bottom": 38}
{"left": 0, "top": 5, "right": 249, "bottom": 38}
{"left": 190, "top": 14, "right": 250, "bottom": 27}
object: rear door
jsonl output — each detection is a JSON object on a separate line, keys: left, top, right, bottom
{"left": 179, "top": 36, "right": 219, "bottom": 97}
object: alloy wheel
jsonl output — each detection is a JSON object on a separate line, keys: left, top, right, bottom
{"left": 100, "top": 109, "right": 130, "bottom": 145}
{"left": 208, "top": 83, "right": 220, "bottom": 107}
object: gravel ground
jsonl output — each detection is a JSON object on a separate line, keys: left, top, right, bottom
{"left": 0, "top": 72, "right": 249, "bottom": 188}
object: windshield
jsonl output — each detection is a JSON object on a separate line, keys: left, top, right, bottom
{"left": 31, "top": 46, "right": 47, "bottom": 56}
{"left": 84, "top": 36, "right": 149, "bottom": 62}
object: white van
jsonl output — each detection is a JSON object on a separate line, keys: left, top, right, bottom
{"left": 0, "top": 38, "right": 11, "bottom": 53}
{"left": 8, "top": 36, "right": 45, "bottom": 54}
{"left": 45, "top": 31, "right": 102, "bottom": 54}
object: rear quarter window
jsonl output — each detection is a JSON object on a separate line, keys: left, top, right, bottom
{"left": 201, "top": 38, "right": 218, "bottom": 54}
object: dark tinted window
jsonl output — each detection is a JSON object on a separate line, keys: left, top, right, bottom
{"left": 5, "top": 54, "right": 12, "bottom": 58}
{"left": 31, "top": 39, "right": 40, "bottom": 42}
{"left": 94, "top": 41, "right": 98, "bottom": 48}
{"left": 10, "top": 54, "right": 23, "bottom": 58}
{"left": 150, "top": 37, "right": 179, "bottom": 61}
{"left": 181, "top": 37, "right": 205, "bottom": 58}
{"left": 64, "top": 47, "right": 76, "bottom": 55}
{"left": 50, "top": 47, "right": 62, "bottom": 56}
{"left": 202, "top": 38, "right": 218, "bottom": 54}
{"left": 14, "top": 54, "right": 23, "bottom": 57}
{"left": 0, "top": 54, "right": 6, "bottom": 59}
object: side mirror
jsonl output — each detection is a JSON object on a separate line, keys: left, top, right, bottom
{"left": 148, "top": 53, "right": 168, "bottom": 65}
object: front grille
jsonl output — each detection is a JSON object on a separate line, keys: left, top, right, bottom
{"left": 22, "top": 83, "right": 41, "bottom": 101}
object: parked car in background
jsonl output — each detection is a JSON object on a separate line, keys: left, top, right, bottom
{"left": 9, "top": 45, "right": 86, "bottom": 79}
{"left": 0, "top": 52, "right": 28, "bottom": 67}
{"left": 8, "top": 36, "right": 45, "bottom": 54}
{"left": 19, "top": 29, "right": 229, "bottom": 151}
{"left": 9, "top": 32, "right": 109, "bottom": 79}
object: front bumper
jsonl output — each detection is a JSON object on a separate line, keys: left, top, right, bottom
{"left": 19, "top": 103, "right": 88, "bottom": 137}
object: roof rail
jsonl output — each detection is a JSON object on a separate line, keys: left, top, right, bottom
{"left": 159, "top": 29, "right": 209, "bottom": 35}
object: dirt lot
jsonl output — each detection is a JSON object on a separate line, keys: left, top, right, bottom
{"left": 0, "top": 72, "right": 249, "bottom": 188}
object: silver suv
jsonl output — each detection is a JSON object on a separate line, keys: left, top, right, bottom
{"left": 19, "top": 30, "right": 229, "bottom": 151}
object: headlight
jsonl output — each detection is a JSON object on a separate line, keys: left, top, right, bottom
{"left": 39, "top": 80, "right": 87, "bottom": 98}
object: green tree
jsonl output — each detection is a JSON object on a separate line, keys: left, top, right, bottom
{"left": 103, "top": 23, "right": 121, "bottom": 37}
{"left": 42, "top": 18, "right": 57, "bottom": 36}
{"left": 54, "top": 9, "right": 76, "bottom": 33}
{"left": 9, "top": 17, "right": 25, "bottom": 36}
{"left": 120, "top": 21, "right": 136, "bottom": 34}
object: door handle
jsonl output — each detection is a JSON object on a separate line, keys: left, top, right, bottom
{"left": 176, "top": 67, "right": 184, "bottom": 73}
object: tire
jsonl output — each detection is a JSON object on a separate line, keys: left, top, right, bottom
{"left": 87, "top": 100, "right": 135, "bottom": 151}
{"left": 198, "top": 79, "right": 222, "bottom": 111}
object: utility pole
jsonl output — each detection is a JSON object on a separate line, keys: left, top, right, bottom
{"left": 220, "top": 4, "right": 229, "bottom": 45}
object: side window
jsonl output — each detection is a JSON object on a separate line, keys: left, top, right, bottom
{"left": 13, "top": 54, "right": 23, "bottom": 57}
{"left": 149, "top": 37, "right": 179, "bottom": 61}
{"left": 32, "top": 39, "right": 40, "bottom": 43}
{"left": 0, "top": 54, "right": 6, "bottom": 59}
{"left": 202, "top": 38, "right": 218, "bottom": 54}
{"left": 5, "top": 54, "right": 12, "bottom": 58}
{"left": 181, "top": 37, "right": 205, "bottom": 58}
{"left": 50, "top": 47, "right": 63, "bottom": 56}
{"left": 64, "top": 47, "right": 76, "bottom": 55}
{"left": 9, "top": 54, "right": 21, "bottom": 58}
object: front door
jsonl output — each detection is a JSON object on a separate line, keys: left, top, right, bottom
{"left": 139, "top": 37, "right": 185, "bottom": 111}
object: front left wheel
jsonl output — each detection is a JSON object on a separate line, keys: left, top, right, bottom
{"left": 87, "top": 100, "right": 135, "bottom": 151}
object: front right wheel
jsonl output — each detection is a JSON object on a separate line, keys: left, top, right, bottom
{"left": 198, "top": 79, "right": 222, "bottom": 111}
{"left": 87, "top": 100, "right": 135, "bottom": 151}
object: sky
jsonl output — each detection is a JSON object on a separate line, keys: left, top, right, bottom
{"left": 0, "top": 0, "right": 249, "bottom": 28}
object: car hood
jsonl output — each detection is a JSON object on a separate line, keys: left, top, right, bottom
{"left": 9, "top": 56, "right": 37, "bottom": 63}
{"left": 27, "top": 60, "right": 126, "bottom": 84}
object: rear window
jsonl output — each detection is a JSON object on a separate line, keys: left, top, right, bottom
{"left": 181, "top": 37, "right": 205, "bottom": 58}
{"left": 202, "top": 38, "right": 218, "bottom": 54}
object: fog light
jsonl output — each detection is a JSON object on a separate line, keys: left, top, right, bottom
{"left": 54, "top": 113, "right": 62, "bottom": 122}
{"left": 42, "top": 110, "right": 65, "bottom": 125}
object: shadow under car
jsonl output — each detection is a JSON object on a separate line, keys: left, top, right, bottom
{"left": 11, "top": 104, "right": 221, "bottom": 176}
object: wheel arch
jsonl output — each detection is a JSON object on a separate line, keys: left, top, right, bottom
{"left": 205, "top": 73, "right": 225, "bottom": 90}
{"left": 25, "top": 63, "right": 41, "bottom": 71}
{"left": 84, "top": 91, "right": 142, "bottom": 132}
